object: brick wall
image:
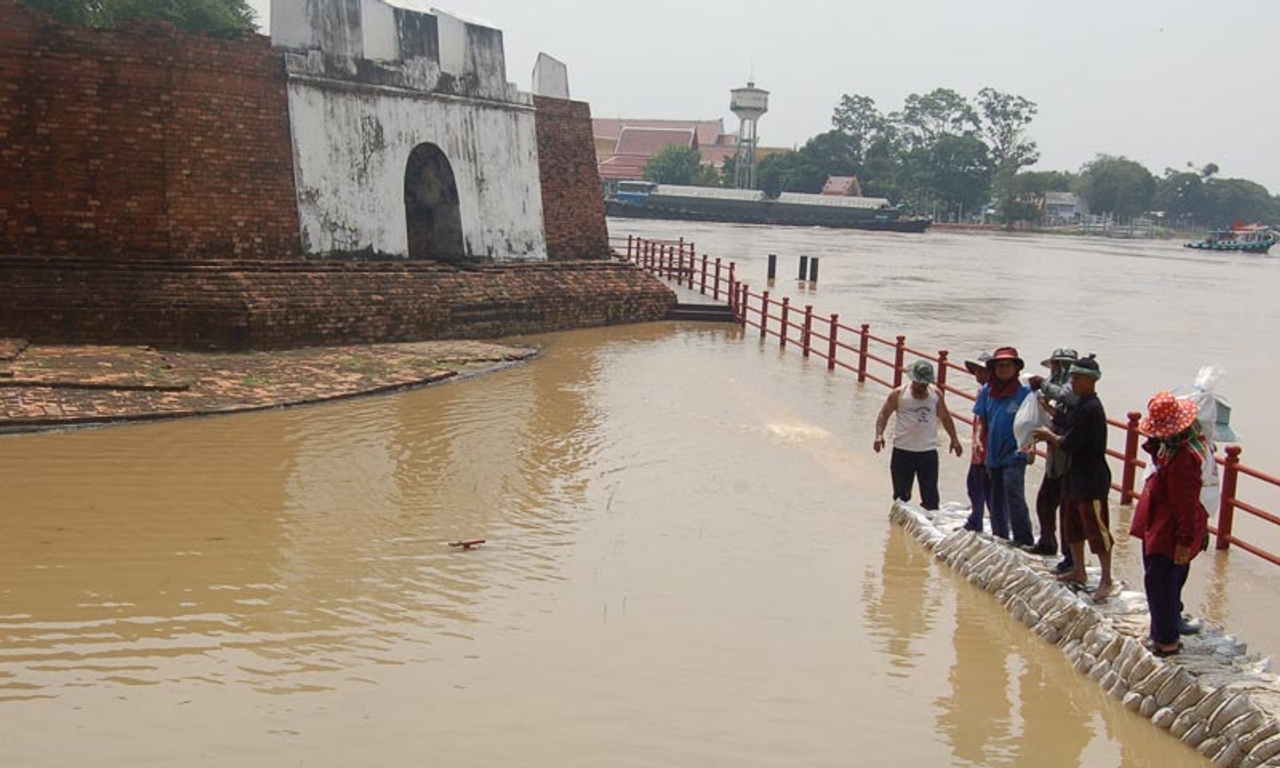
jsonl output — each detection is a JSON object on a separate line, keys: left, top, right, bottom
{"left": 0, "top": 257, "right": 677, "bottom": 349}
{"left": 534, "top": 96, "right": 611, "bottom": 261}
{"left": 0, "top": 0, "right": 301, "bottom": 260}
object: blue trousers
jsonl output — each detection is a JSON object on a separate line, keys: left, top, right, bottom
{"left": 965, "top": 463, "right": 990, "bottom": 530}
{"left": 1143, "top": 553, "right": 1190, "bottom": 646}
{"left": 989, "top": 463, "right": 1034, "bottom": 545}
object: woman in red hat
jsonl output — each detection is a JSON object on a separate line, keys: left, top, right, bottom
{"left": 1130, "top": 391, "right": 1210, "bottom": 657}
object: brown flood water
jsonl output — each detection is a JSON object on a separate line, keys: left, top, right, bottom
{"left": 3, "top": 224, "right": 1278, "bottom": 766}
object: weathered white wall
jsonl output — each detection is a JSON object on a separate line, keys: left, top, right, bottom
{"left": 287, "top": 82, "right": 547, "bottom": 261}
{"left": 532, "top": 53, "right": 570, "bottom": 99}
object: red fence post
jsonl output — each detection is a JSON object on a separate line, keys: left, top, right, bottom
{"left": 1217, "top": 445, "right": 1242, "bottom": 551}
{"left": 687, "top": 243, "right": 696, "bottom": 289}
{"left": 627, "top": 235, "right": 634, "bottom": 260}
{"left": 728, "top": 263, "right": 737, "bottom": 315}
{"left": 1121, "top": 411, "right": 1142, "bottom": 504}
{"left": 802, "top": 305, "right": 813, "bottom": 357}
{"left": 738, "top": 283, "right": 749, "bottom": 326}
{"left": 827, "top": 314, "right": 839, "bottom": 371}
{"left": 779, "top": 297, "right": 790, "bottom": 349}
{"left": 893, "top": 335, "right": 906, "bottom": 387}
{"left": 713, "top": 258, "right": 723, "bottom": 301}
{"left": 937, "top": 350, "right": 949, "bottom": 392}
{"left": 858, "top": 324, "right": 870, "bottom": 383}
{"left": 759, "top": 291, "right": 770, "bottom": 337}
{"left": 700, "top": 255, "right": 708, "bottom": 295}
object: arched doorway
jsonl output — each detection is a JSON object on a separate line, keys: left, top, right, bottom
{"left": 404, "top": 143, "right": 464, "bottom": 261}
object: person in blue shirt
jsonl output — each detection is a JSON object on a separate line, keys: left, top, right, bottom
{"left": 971, "top": 346, "right": 1034, "bottom": 546}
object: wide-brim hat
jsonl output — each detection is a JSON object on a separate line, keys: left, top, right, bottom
{"left": 986, "top": 346, "right": 1024, "bottom": 371}
{"left": 1040, "top": 348, "right": 1078, "bottom": 368}
{"left": 964, "top": 352, "right": 991, "bottom": 375}
{"left": 1139, "top": 391, "right": 1199, "bottom": 438}
{"left": 1068, "top": 355, "right": 1101, "bottom": 379}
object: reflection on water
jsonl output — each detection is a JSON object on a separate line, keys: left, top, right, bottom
{"left": 5, "top": 228, "right": 1265, "bottom": 763}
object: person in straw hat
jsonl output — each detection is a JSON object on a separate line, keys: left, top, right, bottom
{"left": 972, "top": 346, "right": 1035, "bottom": 547}
{"left": 1129, "top": 391, "right": 1211, "bottom": 657}
{"left": 1032, "top": 355, "right": 1115, "bottom": 603}
{"left": 873, "top": 359, "right": 964, "bottom": 510}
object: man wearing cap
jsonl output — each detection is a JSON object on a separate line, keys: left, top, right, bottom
{"left": 1033, "top": 355, "right": 1115, "bottom": 603}
{"left": 972, "top": 346, "right": 1035, "bottom": 546}
{"left": 1028, "top": 348, "right": 1079, "bottom": 559}
{"left": 962, "top": 352, "right": 992, "bottom": 533}
{"left": 874, "top": 360, "right": 964, "bottom": 510}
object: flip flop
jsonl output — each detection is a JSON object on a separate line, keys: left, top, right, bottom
{"left": 1062, "top": 580, "right": 1093, "bottom": 595}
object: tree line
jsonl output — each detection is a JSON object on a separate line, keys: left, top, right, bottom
{"left": 23, "top": 0, "right": 255, "bottom": 34}
{"left": 643, "top": 87, "right": 1280, "bottom": 230}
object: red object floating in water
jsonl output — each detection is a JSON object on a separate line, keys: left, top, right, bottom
{"left": 449, "top": 539, "right": 486, "bottom": 550}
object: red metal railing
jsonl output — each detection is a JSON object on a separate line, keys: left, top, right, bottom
{"left": 615, "top": 235, "right": 1280, "bottom": 566}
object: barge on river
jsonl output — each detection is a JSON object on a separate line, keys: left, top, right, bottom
{"left": 1185, "top": 223, "right": 1277, "bottom": 254}
{"left": 605, "top": 182, "right": 931, "bottom": 233}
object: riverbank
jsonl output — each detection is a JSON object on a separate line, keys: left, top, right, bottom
{"left": 0, "top": 337, "right": 537, "bottom": 432}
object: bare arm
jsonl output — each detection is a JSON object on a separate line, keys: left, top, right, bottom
{"left": 936, "top": 390, "right": 963, "bottom": 457}
{"left": 873, "top": 390, "right": 899, "bottom": 453}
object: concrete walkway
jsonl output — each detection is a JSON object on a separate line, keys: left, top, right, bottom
{"left": 0, "top": 337, "right": 537, "bottom": 431}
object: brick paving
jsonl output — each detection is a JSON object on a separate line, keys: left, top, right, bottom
{"left": 0, "top": 338, "right": 537, "bottom": 431}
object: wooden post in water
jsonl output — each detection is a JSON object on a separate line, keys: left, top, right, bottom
{"left": 893, "top": 336, "right": 906, "bottom": 387}
{"left": 802, "top": 305, "right": 813, "bottom": 357}
{"left": 827, "top": 314, "right": 839, "bottom": 371}
{"left": 759, "top": 291, "right": 770, "bottom": 338}
{"left": 700, "top": 255, "right": 708, "bottom": 295}
{"left": 779, "top": 298, "right": 790, "bottom": 349}
{"left": 687, "top": 244, "right": 696, "bottom": 289}
{"left": 767, "top": 254, "right": 777, "bottom": 280}
{"left": 858, "top": 324, "right": 870, "bottom": 383}
{"left": 1218, "top": 445, "right": 1242, "bottom": 551}
{"left": 1121, "top": 411, "right": 1142, "bottom": 504}
{"left": 627, "top": 235, "right": 634, "bottom": 260}
{"left": 809, "top": 257, "right": 819, "bottom": 283}
{"left": 798, "top": 255, "right": 808, "bottom": 280}
{"left": 714, "top": 259, "right": 723, "bottom": 301}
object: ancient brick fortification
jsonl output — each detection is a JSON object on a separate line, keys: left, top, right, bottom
{"left": 534, "top": 96, "right": 611, "bottom": 261}
{"left": 0, "top": 1, "right": 301, "bottom": 261}
{"left": 0, "top": 256, "right": 674, "bottom": 349}
{"left": 0, "top": 1, "right": 667, "bottom": 348}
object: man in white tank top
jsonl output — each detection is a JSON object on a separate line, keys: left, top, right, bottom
{"left": 873, "top": 360, "right": 964, "bottom": 510}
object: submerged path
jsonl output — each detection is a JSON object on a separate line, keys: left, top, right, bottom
{"left": 0, "top": 337, "right": 537, "bottom": 431}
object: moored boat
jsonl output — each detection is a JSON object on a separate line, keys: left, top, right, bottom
{"left": 1185, "top": 223, "right": 1276, "bottom": 253}
{"left": 605, "top": 182, "right": 931, "bottom": 233}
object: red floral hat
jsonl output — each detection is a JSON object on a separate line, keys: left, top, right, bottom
{"left": 1138, "top": 391, "right": 1198, "bottom": 438}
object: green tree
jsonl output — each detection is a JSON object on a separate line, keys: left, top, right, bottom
{"left": 24, "top": 0, "right": 256, "bottom": 32}
{"left": 643, "top": 145, "right": 706, "bottom": 186}
{"left": 1074, "top": 155, "right": 1155, "bottom": 221}
{"left": 928, "top": 133, "right": 992, "bottom": 220}
{"left": 896, "top": 88, "right": 979, "bottom": 151}
{"left": 976, "top": 88, "right": 1039, "bottom": 224}
{"left": 1203, "top": 178, "right": 1279, "bottom": 227}
{"left": 1154, "top": 170, "right": 1207, "bottom": 228}
{"left": 831, "top": 93, "right": 885, "bottom": 164}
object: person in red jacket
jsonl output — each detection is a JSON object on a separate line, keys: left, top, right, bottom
{"left": 1130, "top": 391, "right": 1210, "bottom": 657}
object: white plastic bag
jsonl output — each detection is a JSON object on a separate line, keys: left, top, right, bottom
{"left": 1013, "top": 393, "right": 1050, "bottom": 451}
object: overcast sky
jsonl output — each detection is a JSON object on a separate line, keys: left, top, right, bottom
{"left": 249, "top": 0, "right": 1279, "bottom": 192}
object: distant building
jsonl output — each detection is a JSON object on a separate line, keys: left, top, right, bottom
{"left": 1044, "top": 191, "right": 1086, "bottom": 224}
{"left": 822, "top": 176, "right": 863, "bottom": 197}
{"left": 593, "top": 117, "right": 787, "bottom": 182}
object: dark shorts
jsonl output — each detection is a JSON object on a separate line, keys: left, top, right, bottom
{"left": 1063, "top": 498, "right": 1113, "bottom": 554}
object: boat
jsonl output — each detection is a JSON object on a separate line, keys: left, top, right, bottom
{"left": 1184, "top": 223, "right": 1277, "bottom": 253}
{"left": 604, "top": 182, "right": 931, "bottom": 233}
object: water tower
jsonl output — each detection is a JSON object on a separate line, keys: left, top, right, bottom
{"left": 730, "top": 82, "right": 769, "bottom": 190}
